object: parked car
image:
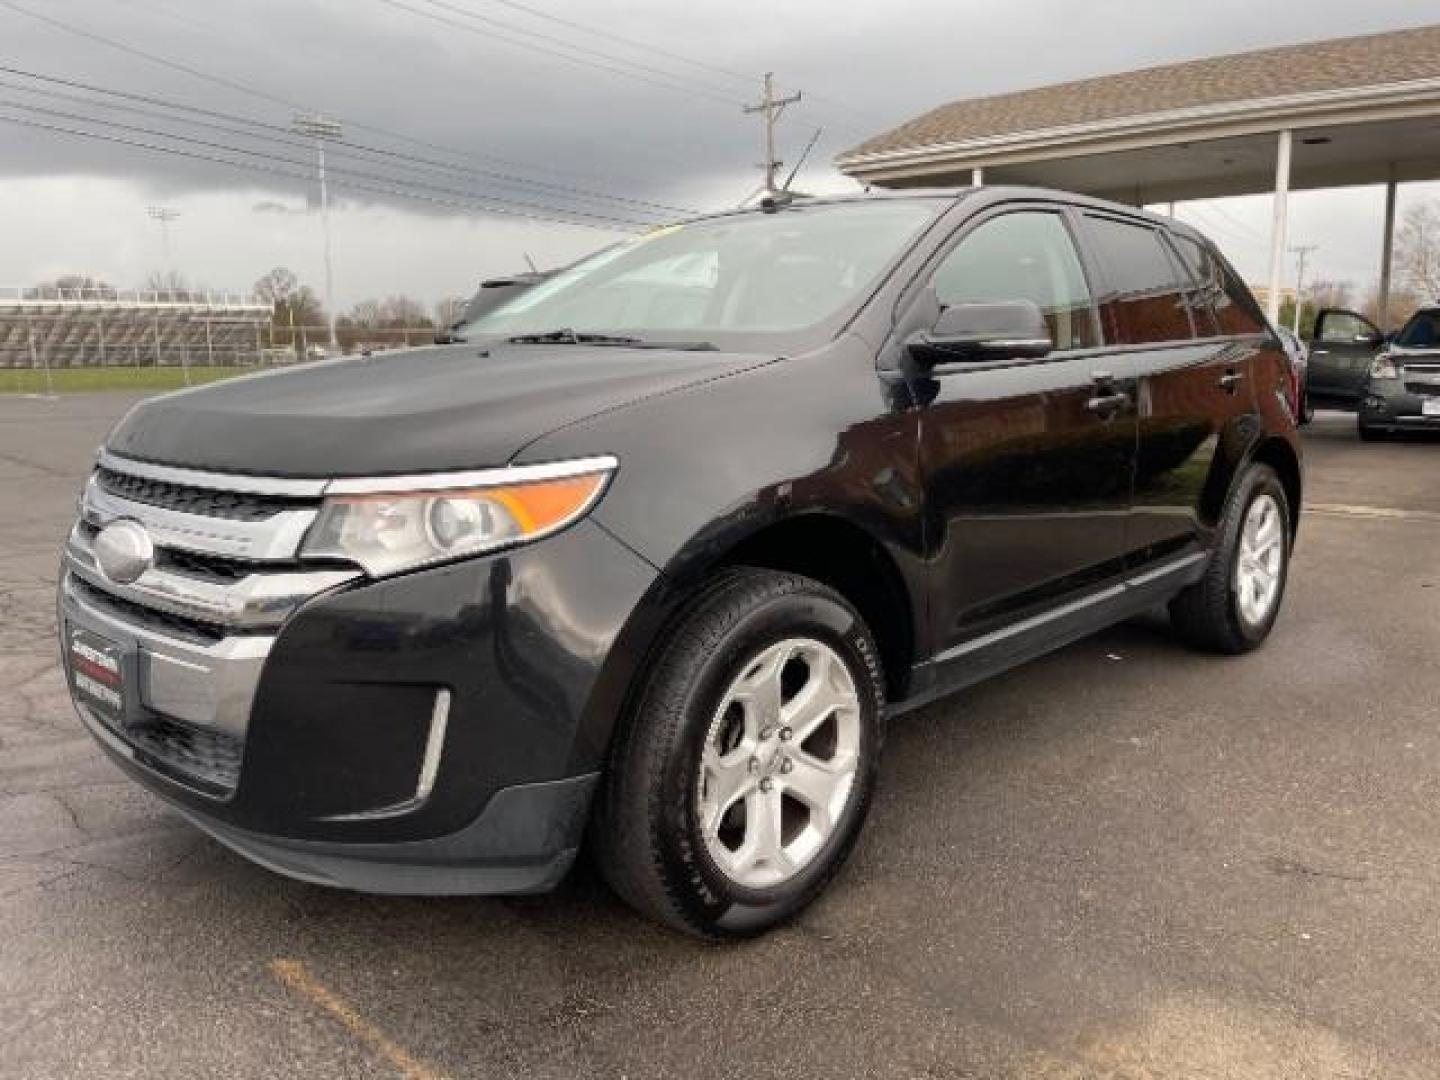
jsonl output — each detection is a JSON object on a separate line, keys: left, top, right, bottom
{"left": 1306, "top": 307, "right": 1388, "bottom": 409}
{"left": 433, "top": 271, "right": 551, "bottom": 344}
{"left": 1274, "top": 324, "right": 1312, "bottom": 424}
{"left": 1358, "top": 304, "right": 1440, "bottom": 440}
{"left": 60, "top": 189, "right": 1301, "bottom": 938}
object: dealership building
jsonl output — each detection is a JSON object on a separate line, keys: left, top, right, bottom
{"left": 836, "top": 24, "right": 1440, "bottom": 325}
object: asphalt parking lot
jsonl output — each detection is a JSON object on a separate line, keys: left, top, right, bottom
{"left": 2, "top": 394, "right": 1438, "bottom": 1079}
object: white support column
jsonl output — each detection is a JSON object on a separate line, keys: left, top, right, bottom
{"left": 970, "top": 167, "right": 984, "bottom": 187}
{"left": 1265, "top": 129, "right": 1293, "bottom": 325}
{"left": 1378, "top": 169, "right": 1398, "bottom": 330}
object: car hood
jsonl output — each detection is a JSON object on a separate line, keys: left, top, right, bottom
{"left": 105, "top": 343, "right": 774, "bottom": 477}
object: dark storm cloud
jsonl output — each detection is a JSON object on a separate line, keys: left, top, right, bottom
{"left": 3, "top": 0, "right": 1436, "bottom": 221}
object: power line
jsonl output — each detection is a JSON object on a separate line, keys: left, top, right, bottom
{"left": 372, "top": 0, "right": 741, "bottom": 106}
{"left": 471, "top": 0, "right": 887, "bottom": 128}
{"left": 0, "top": 0, "right": 685, "bottom": 196}
{"left": 0, "top": 66, "right": 694, "bottom": 217}
{"left": 0, "top": 111, "right": 643, "bottom": 232}
{"left": 0, "top": 107, "right": 650, "bottom": 231}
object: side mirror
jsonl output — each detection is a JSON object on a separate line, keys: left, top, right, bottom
{"left": 908, "top": 300, "right": 1053, "bottom": 367}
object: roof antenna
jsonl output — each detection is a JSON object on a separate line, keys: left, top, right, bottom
{"left": 782, "top": 128, "right": 822, "bottom": 192}
{"left": 522, "top": 252, "right": 539, "bottom": 273}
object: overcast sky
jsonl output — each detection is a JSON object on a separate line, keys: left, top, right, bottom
{"left": 1, "top": 0, "right": 1436, "bottom": 312}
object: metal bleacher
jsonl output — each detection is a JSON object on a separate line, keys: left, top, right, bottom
{"left": 0, "top": 286, "right": 272, "bottom": 369}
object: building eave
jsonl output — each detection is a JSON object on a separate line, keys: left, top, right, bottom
{"left": 835, "top": 76, "right": 1440, "bottom": 179}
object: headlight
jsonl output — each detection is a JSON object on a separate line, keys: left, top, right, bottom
{"left": 1370, "top": 354, "right": 1402, "bottom": 380}
{"left": 302, "top": 456, "right": 616, "bottom": 576}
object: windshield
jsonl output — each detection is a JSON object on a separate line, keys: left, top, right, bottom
{"left": 457, "top": 201, "right": 940, "bottom": 349}
{"left": 1395, "top": 309, "right": 1440, "bottom": 350}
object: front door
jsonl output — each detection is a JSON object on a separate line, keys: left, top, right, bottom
{"left": 1309, "top": 308, "right": 1385, "bottom": 406}
{"left": 912, "top": 206, "right": 1137, "bottom": 663}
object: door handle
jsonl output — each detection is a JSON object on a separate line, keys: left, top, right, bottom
{"left": 1218, "top": 369, "right": 1245, "bottom": 392}
{"left": 1086, "top": 391, "right": 1129, "bottom": 417}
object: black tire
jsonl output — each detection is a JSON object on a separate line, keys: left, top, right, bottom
{"left": 591, "top": 568, "right": 884, "bottom": 939}
{"left": 1358, "top": 423, "right": 1383, "bottom": 442}
{"left": 1169, "top": 464, "right": 1291, "bottom": 655}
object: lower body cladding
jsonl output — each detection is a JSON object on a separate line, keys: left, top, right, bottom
{"left": 1360, "top": 385, "right": 1440, "bottom": 434}
{"left": 59, "top": 520, "right": 658, "bottom": 895}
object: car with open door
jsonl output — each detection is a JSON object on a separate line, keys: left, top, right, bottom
{"left": 59, "top": 188, "right": 1301, "bottom": 938}
{"left": 1307, "top": 307, "right": 1387, "bottom": 409}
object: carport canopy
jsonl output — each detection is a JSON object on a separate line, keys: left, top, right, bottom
{"left": 835, "top": 24, "right": 1440, "bottom": 324}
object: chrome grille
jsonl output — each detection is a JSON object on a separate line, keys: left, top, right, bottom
{"left": 63, "top": 451, "right": 361, "bottom": 791}
{"left": 95, "top": 467, "right": 311, "bottom": 521}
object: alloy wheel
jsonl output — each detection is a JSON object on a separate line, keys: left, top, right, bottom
{"left": 696, "top": 637, "right": 862, "bottom": 889}
{"left": 1235, "top": 493, "right": 1285, "bottom": 628}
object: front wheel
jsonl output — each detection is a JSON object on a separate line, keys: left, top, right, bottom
{"left": 592, "top": 568, "right": 884, "bottom": 938}
{"left": 1170, "top": 464, "right": 1291, "bottom": 654}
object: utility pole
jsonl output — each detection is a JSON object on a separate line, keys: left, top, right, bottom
{"left": 292, "top": 112, "right": 342, "bottom": 354}
{"left": 1289, "top": 243, "right": 1318, "bottom": 334}
{"left": 743, "top": 73, "right": 802, "bottom": 196}
{"left": 146, "top": 206, "right": 180, "bottom": 281}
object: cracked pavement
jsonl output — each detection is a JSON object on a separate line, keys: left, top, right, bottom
{"left": 2, "top": 394, "right": 1438, "bottom": 1078}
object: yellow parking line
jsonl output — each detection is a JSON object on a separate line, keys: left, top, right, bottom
{"left": 1306, "top": 502, "right": 1440, "bottom": 524}
{"left": 269, "top": 959, "right": 449, "bottom": 1080}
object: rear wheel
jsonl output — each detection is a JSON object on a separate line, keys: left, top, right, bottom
{"left": 1358, "top": 422, "right": 1384, "bottom": 442}
{"left": 1169, "top": 464, "right": 1290, "bottom": 654}
{"left": 592, "top": 568, "right": 884, "bottom": 938}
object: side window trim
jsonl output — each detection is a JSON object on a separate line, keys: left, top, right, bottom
{"left": 900, "top": 202, "right": 1104, "bottom": 361}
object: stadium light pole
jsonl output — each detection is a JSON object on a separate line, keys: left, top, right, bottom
{"left": 292, "top": 112, "right": 342, "bottom": 354}
{"left": 146, "top": 205, "right": 180, "bottom": 280}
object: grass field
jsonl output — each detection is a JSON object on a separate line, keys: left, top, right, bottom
{"left": 1, "top": 365, "right": 259, "bottom": 395}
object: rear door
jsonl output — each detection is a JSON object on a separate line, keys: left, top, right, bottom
{"left": 1310, "top": 308, "right": 1385, "bottom": 406}
{"left": 1078, "top": 216, "right": 1262, "bottom": 566}
{"left": 912, "top": 204, "right": 1138, "bottom": 661}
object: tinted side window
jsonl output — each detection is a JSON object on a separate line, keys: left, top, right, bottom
{"left": 1171, "top": 234, "right": 1265, "bottom": 336}
{"left": 1167, "top": 234, "right": 1220, "bottom": 337}
{"left": 930, "top": 211, "right": 1096, "bottom": 351}
{"left": 1084, "top": 215, "right": 1194, "bottom": 344}
{"left": 1396, "top": 310, "right": 1440, "bottom": 349}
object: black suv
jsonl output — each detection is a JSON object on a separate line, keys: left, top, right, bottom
{"left": 60, "top": 189, "right": 1301, "bottom": 937}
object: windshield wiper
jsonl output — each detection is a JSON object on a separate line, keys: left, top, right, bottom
{"left": 505, "top": 328, "right": 716, "bottom": 351}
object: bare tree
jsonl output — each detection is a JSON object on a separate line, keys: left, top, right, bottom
{"left": 348, "top": 299, "right": 384, "bottom": 329}
{"left": 253, "top": 267, "right": 325, "bottom": 353}
{"left": 31, "top": 274, "right": 116, "bottom": 299}
{"left": 1307, "top": 279, "right": 1354, "bottom": 312}
{"left": 145, "top": 269, "right": 200, "bottom": 299}
{"left": 1394, "top": 202, "right": 1440, "bottom": 302}
{"left": 379, "top": 295, "right": 431, "bottom": 328}
{"left": 253, "top": 267, "right": 299, "bottom": 307}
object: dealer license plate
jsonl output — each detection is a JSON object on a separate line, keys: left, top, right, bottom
{"left": 67, "top": 625, "right": 129, "bottom": 724}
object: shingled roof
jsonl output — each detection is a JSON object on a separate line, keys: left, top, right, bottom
{"left": 839, "top": 23, "right": 1440, "bottom": 162}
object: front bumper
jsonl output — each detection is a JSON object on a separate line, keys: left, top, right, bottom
{"left": 1359, "top": 383, "right": 1440, "bottom": 431}
{"left": 60, "top": 457, "right": 659, "bottom": 895}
